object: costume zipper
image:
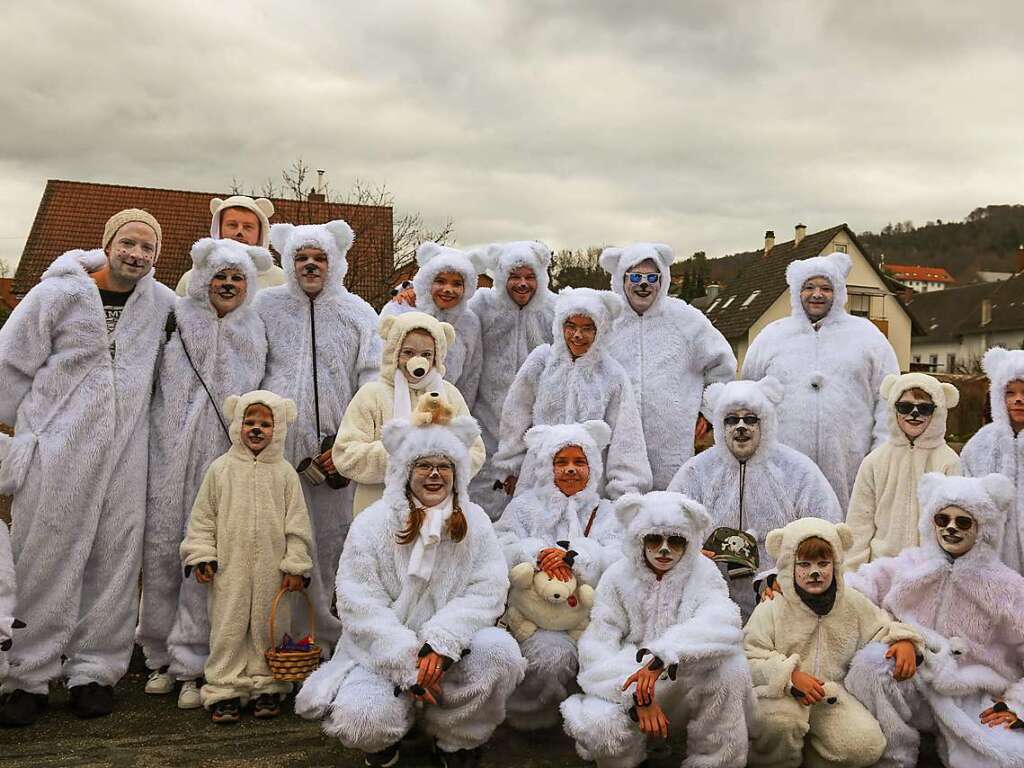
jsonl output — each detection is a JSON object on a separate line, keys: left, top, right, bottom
{"left": 738, "top": 461, "right": 746, "bottom": 532}
{"left": 638, "top": 314, "right": 645, "bottom": 411}
{"left": 813, "top": 616, "right": 823, "bottom": 679}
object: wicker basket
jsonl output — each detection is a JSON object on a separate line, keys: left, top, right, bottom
{"left": 265, "top": 588, "right": 321, "bottom": 682}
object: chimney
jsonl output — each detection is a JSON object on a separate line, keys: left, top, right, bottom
{"left": 706, "top": 283, "right": 721, "bottom": 300}
{"left": 764, "top": 230, "right": 775, "bottom": 257}
{"left": 795, "top": 223, "right": 807, "bottom": 246}
{"left": 981, "top": 298, "right": 992, "bottom": 326}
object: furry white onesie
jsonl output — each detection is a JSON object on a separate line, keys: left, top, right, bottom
{"left": 466, "top": 241, "right": 556, "bottom": 519}
{"left": 494, "top": 420, "right": 624, "bottom": 730}
{"left": 960, "top": 347, "right": 1024, "bottom": 572}
{"left": 845, "top": 472, "right": 1024, "bottom": 768}
{"left": 255, "top": 220, "right": 382, "bottom": 649}
{"left": 0, "top": 519, "right": 16, "bottom": 678}
{"left": 137, "top": 238, "right": 271, "bottom": 679}
{"left": 742, "top": 252, "right": 899, "bottom": 513}
{"left": 379, "top": 242, "right": 485, "bottom": 408}
{"left": 494, "top": 287, "right": 652, "bottom": 502}
{"left": 180, "top": 390, "right": 313, "bottom": 707}
{"left": 669, "top": 377, "right": 842, "bottom": 619}
{"left": 601, "top": 242, "right": 736, "bottom": 488}
{"left": 561, "top": 491, "right": 753, "bottom": 768}
{"left": 295, "top": 416, "right": 526, "bottom": 754}
{"left": 845, "top": 372, "right": 961, "bottom": 570}
{"left": 0, "top": 248, "right": 174, "bottom": 693}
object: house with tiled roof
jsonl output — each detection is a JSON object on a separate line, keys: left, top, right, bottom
{"left": 14, "top": 179, "right": 395, "bottom": 308}
{"left": 882, "top": 263, "right": 955, "bottom": 293}
{"left": 704, "top": 223, "right": 918, "bottom": 370}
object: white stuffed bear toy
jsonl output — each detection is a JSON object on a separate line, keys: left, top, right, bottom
{"left": 502, "top": 562, "right": 595, "bottom": 643}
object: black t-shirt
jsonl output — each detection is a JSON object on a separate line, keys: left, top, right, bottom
{"left": 99, "top": 287, "right": 133, "bottom": 358}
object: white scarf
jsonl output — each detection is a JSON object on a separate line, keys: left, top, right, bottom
{"left": 393, "top": 368, "right": 445, "bottom": 421}
{"left": 407, "top": 494, "right": 454, "bottom": 581}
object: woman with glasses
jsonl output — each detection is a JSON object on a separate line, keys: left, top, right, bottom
{"left": 845, "top": 372, "right": 961, "bottom": 571}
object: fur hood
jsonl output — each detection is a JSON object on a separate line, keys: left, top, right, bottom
{"left": 412, "top": 241, "right": 486, "bottom": 319}
{"left": 377, "top": 311, "right": 455, "bottom": 386}
{"left": 185, "top": 237, "right": 273, "bottom": 309}
{"left": 785, "top": 251, "right": 852, "bottom": 328}
{"left": 615, "top": 491, "right": 712, "bottom": 577}
{"left": 380, "top": 417, "right": 481, "bottom": 509}
{"left": 767, "top": 517, "right": 854, "bottom": 609}
{"left": 209, "top": 196, "right": 275, "bottom": 249}
{"left": 552, "top": 287, "right": 624, "bottom": 362}
{"left": 524, "top": 420, "right": 611, "bottom": 502}
{"left": 600, "top": 242, "right": 674, "bottom": 310}
{"left": 703, "top": 376, "right": 784, "bottom": 450}
{"left": 916, "top": 472, "right": 1014, "bottom": 561}
{"left": 880, "top": 372, "right": 959, "bottom": 448}
{"left": 481, "top": 241, "right": 553, "bottom": 310}
{"left": 269, "top": 219, "right": 355, "bottom": 300}
{"left": 982, "top": 347, "right": 1024, "bottom": 432}
{"left": 224, "top": 389, "right": 297, "bottom": 463}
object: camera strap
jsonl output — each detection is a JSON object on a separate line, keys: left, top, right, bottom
{"left": 166, "top": 311, "right": 231, "bottom": 440}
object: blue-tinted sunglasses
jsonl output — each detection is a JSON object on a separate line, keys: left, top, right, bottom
{"left": 627, "top": 272, "right": 660, "bottom": 284}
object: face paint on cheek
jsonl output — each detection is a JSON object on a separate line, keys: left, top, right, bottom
{"left": 933, "top": 507, "right": 977, "bottom": 557}
{"left": 643, "top": 534, "right": 686, "bottom": 572}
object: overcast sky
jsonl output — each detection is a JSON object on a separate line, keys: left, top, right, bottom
{"left": 2, "top": 1, "right": 1023, "bottom": 272}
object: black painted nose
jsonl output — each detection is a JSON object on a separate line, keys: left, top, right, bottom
{"left": 413, "top": 367, "right": 426, "bottom": 377}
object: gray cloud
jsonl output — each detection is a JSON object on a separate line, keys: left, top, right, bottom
{"left": 2, "top": 0, "right": 1023, "bottom": 271}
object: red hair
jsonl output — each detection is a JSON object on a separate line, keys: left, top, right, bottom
{"left": 795, "top": 536, "right": 834, "bottom": 561}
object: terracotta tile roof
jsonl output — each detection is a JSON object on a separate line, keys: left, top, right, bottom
{"left": 883, "top": 264, "right": 955, "bottom": 284}
{"left": 905, "top": 280, "right": 1001, "bottom": 342}
{"left": 14, "top": 179, "right": 394, "bottom": 307}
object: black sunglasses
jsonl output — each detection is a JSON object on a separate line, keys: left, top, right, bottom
{"left": 724, "top": 415, "right": 760, "bottom": 426}
{"left": 895, "top": 402, "right": 936, "bottom": 417}
{"left": 934, "top": 513, "right": 974, "bottom": 531}
{"left": 643, "top": 534, "right": 687, "bottom": 549}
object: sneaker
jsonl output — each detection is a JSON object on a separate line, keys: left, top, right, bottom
{"left": 210, "top": 697, "right": 240, "bottom": 724}
{"left": 68, "top": 683, "right": 114, "bottom": 719}
{"left": 252, "top": 693, "right": 281, "bottom": 719}
{"left": 364, "top": 743, "right": 400, "bottom": 767}
{"left": 177, "top": 679, "right": 202, "bottom": 710}
{"left": 144, "top": 667, "right": 174, "bottom": 695}
{"left": 437, "top": 747, "right": 480, "bottom": 768}
{"left": 0, "top": 690, "right": 48, "bottom": 727}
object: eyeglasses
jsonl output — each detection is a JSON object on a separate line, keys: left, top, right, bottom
{"left": 933, "top": 513, "right": 974, "bottom": 531}
{"left": 895, "top": 402, "right": 936, "bottom": 417}
{"left": 412, "top": 461, "right": 454, "bottom": 476}
{"left": 643, "top": 534, "right": 687, "bottom": 549}
{"left": 627, "top": 273, "right": 661, "bottom": 284}
{"left": 723, "top": 415, "right": 760, "bottom": 426}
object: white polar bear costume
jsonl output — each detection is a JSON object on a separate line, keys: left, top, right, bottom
{"left": 467, "top": 241, "right": 556, "bottom": 519}
{"left": 180, "top": 390, "right": 313, "bottom": 707}
{"left": 0, "top": 516, "right": 17, "bottom": 677}
{"left": 845, "top": 372, "right": 961, "bottom": 571}
{"left": 494, "top": 287, "right": 652, "bottom": 502}
{"left": 137, "top": 238, "right": 271, "bottom": 680}
{"left": 741, "top": 252, "right": 899, "bottom": 513}
{"left": 960, "top": 347, "right": 1024, "bottom": 572}
{"left": 561, "top": 491, "right": 753, "bottom": 768}
{"left": 0, "top": 246, "right": 174, "bottom": 693}
{"left": 254, "top": 220, "right": 382, "bottom": 650}
{"left": 601, "top": 242, "right": 737, "bottom": 489}
{"left": 295, "top": 415, "right": 526, "bottom": 756}
{"left": 845, "top": 473, "right": 1024, "bottom": 768}
{"left": 668, "top": 377, "right": 842, "bottom": 619}
{"left": 494, "top": 420, "right": 624, "bottom": 730}
{"left": 380, "top": 242, "right": 486, "bottom": 408}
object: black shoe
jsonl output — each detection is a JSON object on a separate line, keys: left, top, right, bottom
{"left": 437, "top": 747, "right": 480, "bottom": 768}
{"left": 364, "top": 743, "right": 400, "bottom": 767}
{"left": 0, "top": 689, "right": 48, "bottom": 727}
{"left": 252, "top": 693, "right": 281, "bottom": 719}
{"left": 68, "top": 682, "right": 114, "bottom": 719}
{"left": 211, "top": 698, "right": 241, "bottom": 724}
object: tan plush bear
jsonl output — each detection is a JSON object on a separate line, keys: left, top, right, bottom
{"left": 411, "top": 390, "right": 455, "bottom": 427}
{"left": 501, "top": 562, "right": 595, "bottom": 643}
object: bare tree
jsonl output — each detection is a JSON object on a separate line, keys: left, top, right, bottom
{"left": 0, "top": 260, "right": 9, "bottom": 279}
{"left": 345, "top": 178, "right": 454, "bottom": 266}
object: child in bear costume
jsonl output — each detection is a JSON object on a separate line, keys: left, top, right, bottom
{"left": 742, "top": 252, "right": 899, "bottom": 513}
{"left": 845, "top": 372, "right": 961, "bottom": 570}
{"left": 138, "top": 237, "right": 272, "bottom": 708}
{"left": 744, "top": 517, "right": 923, "bottom": 768}
{"left": 255, "top": 219, "right": 382, "bottom": 651}
{"left": 845, "top": 472, "right": 1024, "bottom": 768}
{"left": 494, "top": 287, "right": 652, "bottom": 503}
{"left": 380, "top": 242, "right": 486, "bottom": 409}
{"left": 601, "top": 242, "right": 736, "bottom": 489}
{"left": 960, "top": 347, "right": 1024, "bottom": 572}
{"left": 561, "top": 491, "right": 753, "bottom": 768}
{"left": 669, "top": 376, "right": 842, "bottom": 621}
{"left": 180, "top": 390, "right": 313, "bottom": 722}
{"left": 329, "top": 311, "right": 485, "bottom": 516}
{"left": 295, "top": 414, "right": 525, "bottom": 768}
{"left": 467, "top": 241, "right": 557, "bottom": 519}
{"left": 494, "top": 420, "right": 624, "bottom": 730}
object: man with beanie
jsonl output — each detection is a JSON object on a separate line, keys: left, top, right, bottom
{"left": 175, "top": 196, "right": 286, "bottom": 295}
{"left": 0, "top": 209, "right": 175, "bottom": 725}
{"left": 601, "top": 242, "right": 736, "bottom": 489}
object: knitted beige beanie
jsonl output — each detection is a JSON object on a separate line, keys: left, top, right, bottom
{"left": 102, "top": 208, "right": 162, "bottom": 255}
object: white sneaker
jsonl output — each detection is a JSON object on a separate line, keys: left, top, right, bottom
{"left": 144, "top": 669, "right": 174, "bottom": 695}
{"left": 177, "top": 679, "right": 202, "bottom": 710}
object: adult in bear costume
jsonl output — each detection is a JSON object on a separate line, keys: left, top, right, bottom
{"left": 494, "top": 287, "right": 652, "bottom": 502}
{"left": 380, "top": 242, "right": 486, "bottom": 408}
{"left": 254, "top": 219, "right": 382, "bottom": 651}
{"left": 669, "top": 376, "right": 841, "bottom": 620}
{"left": 742, "top": 252, "right": 899, "bottom": 513}
{"left": 846, "top": 473, "right": 1024, "bottom": 768}
{"left": 561, "top": 491, "right": 753, "bottom": 768}
{"left": 960, "top": 347, "right": 1024, "bottom": 572}
{"left": 295, "top": 415, "right": 525, "bottom": 767}
{"left": 845, "top": 372, "right": 961, "bottom": 570}
{"left": 600, "top": 242, "right": 736, "bottom": 489}
{"left": 0, "top": 210, "right": 175, "bottom": 725}
{"left": 138, "top": 237, "right": 272, "bottom": 707}
{"left": 466, "top": 241, "right": 556, "bottom": 519}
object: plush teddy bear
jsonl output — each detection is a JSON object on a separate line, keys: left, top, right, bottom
{"left": 412, "top": 390, "right": 455, "bottom": 427}
{"left": 501, "top": 562, "right": 595, "bottom": 643}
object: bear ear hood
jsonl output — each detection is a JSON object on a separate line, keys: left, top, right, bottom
{"left": 270, "top": 218, "right": 355, "bottom": 300}
{"left": 708, "top": 377, "right": 782, "bottom": 450}
{"left": 616, "top": 491, "right": 712, "bottom": 579}
{"left": 488, "top": 241, "right": 554, "bottom": 309}
{"left": 411, "top": 241, "right": 484, "bottom": 315}
{"left": 209, "top": 195, "right": 274, "bottom": 249}
{"left": 879, "top": 371, "right": 958, "bottom": 447}
{"left": 223, "top": 389, "right": 295, "bottom": 461}
{"left": 768, "top": 517, "right": 853, "bottom": 610}
{"left": 916, "top": 472, "right": 1013, "bottom": 561}
{"left": 185, "top": 237, "right": 272, "bottom": 311}
{"left": 602, "top": 242, "right": 674, "bottom": 309}
{"left": 981, "top": 347, "right": 1024, "bottom": 431}
{"left": 785, "top": 251, "right": 852, "bottom": 326}
{"left": 552, "top": 287, "right": 623, "bottom": 359}
{"left": 376, "top": 311, "right": 452, "bottom": 385}
{"left": 380, "top": 415, "right": 481, "bottom": 509}
{"left": 522, "top": 420, "right": 611, "bottom": 500}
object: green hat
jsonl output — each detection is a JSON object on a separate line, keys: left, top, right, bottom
{"left": 703, "top": 526, "right": 759, "bottom": 578}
